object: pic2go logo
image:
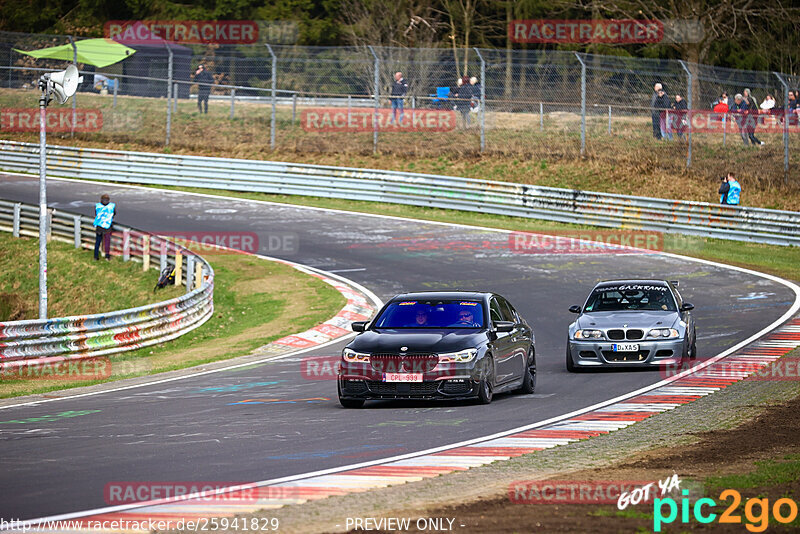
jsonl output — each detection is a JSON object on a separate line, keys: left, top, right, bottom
{"left": 654, "top": 489, "right": 799, "bottom": 532}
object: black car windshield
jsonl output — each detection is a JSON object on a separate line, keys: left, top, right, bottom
{"left": 583, "top": 285, "right": 677, "bottom": 312}
{"left": 373, "top": 300, "right": 485, "bottom": 328}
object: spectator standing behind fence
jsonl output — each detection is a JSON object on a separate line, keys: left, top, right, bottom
{"left": 93, "top": 194, "right": 116, "bottom": 261}
{"left": 651, "top": 83, "right": 663, "bottom": 140}
{"left": 655, "top": 87, "right": 672, "bottom": 140}
{"left": 719, "top": 173, "right": 741, "bottom": 205}
{"left": 454, "top": 75, "right": 472, "bottom": 127}
{"left": 469, "top": 76, "right": 481, "bottom": 115}
{"left": 788, "top": 90, "right": 799, "bottom": 119}
{"left": 194, "top": 65, "right": 213, "bottom": 114}
{"left": 743, "top": 89, "right": 764, "bottom": 145}
{"left": 672, "top": 94, "right": 688, "bottom": 140}
{"left": 730, "top": 94, "right": 751, "bottom": 145}
{"left": 389, "top": 72, "right": 408, "bottom": 125}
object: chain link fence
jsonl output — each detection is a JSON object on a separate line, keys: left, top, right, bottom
{"left": 1, "top": 30, "right": 798, "bottom": 182}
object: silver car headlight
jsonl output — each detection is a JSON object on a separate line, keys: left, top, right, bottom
{"left": 438, "top": 348, "right": 478, "bottom": 363}
{"left": 647, "top": 328, "right": 679, "bottom": 339}
{"left": 575, "top": 329, "right": 604, "bottom": 340}
{"left": 343, "top": 348, "right": 370, "bottom": 362}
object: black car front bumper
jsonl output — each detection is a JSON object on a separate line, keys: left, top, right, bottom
{"left": 338, "top": 376, "right": 481, "bottom": 401}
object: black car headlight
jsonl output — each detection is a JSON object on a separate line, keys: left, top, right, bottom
{"left": 342, "top": 349, "right": 370, "bottom": 362}
{"left": 647, "top": 328, "right": 679, "bottom": 339}
{"left": 438, "top": 348, "right": 478, "bottom": 363}
{"left": 574, "top": 329, "right": 604, "bottom": 340}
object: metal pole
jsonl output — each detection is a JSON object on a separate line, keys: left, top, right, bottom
{"left": 38, "top": 82, "right": 48, "bottom": 319}
{"left": 173, "top": 82, "right": 178, "bottom": 113}
{"left": 73, "top": 215, "right": 81, "bottom": 248}
{"left": 368, "top": 46, "right": 379, "bottom": 154}
{"left": 723, "top": 115, "right": 727, "bottom": 146}
{"left": 608, "top": 105, "right": 611, "bottom": 134}
{"left": 678, "top": 60, "right": 692, "bottom": 168}
{"left": 292, "top": 93, "right": 297, "bottom": 124}
{"left": 113, "top": 79, "right": 118, "bottom": 108}
{"left": 540, "top": 102, "right": 543, "bottom": 131}
{"left": 347, "top": 95, "right": 352, "bottom": 124}
{"left": 122, "top": 229, "right": 130, "bottom": 261}
{"left": 774, "top": 72, "right": 790, "bottom": 181}
{"left": 474, "top": 48, "right": 486, "bottom": 153}
{"left": 266, "top": 44, "right": 277, "bottom": 150}
{"left": 574, "top": 53, "right": 586, "bottom": 156}
{"left": 68, "top": 36, "right": 77, "bottom": 139}
{"left": 185, "top": 255, "right": 195, "bottom": 292}
{"left": 12, "top": 203, "right": 20, "bottom": 237}
{"left": 230, "top": 88, "right": 235, "bottom": 119}
{"left": 165, "top": 45, "right": 173, "bottom": 146}
{"left": 159, "top": 240, "right": 167, "bottom": 272}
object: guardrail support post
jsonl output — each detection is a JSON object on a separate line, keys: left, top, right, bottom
{"left": 185, "top": 254, "right": 195, "bottom": 291}
{"left": 195, "top": 262, "right": 203, "bottom": 289}
{"left": 266, "top": 44, "right": 277, "bottom": 150}
{"left": 574, "top": 53, "right": 586, "bottom": 157}
{"left": 165, "top": 44, "right": 173, "bottom": 147}
{"left": 678, "top": 60, "right": 693, "bottom": 168}
{"left": 474, "top": 48, "right": 486, "bottom": 153}
{"left": 12, "top": 203, "right": 20, "bottom": 237}
{"left": 230, "top": 88, "right": 235, "bottom": 119}
{"left": 73, "top": 215, "right": 81, "bottom": 248}
{"left": 122, "top": 228, "right": 130, "bottom": 261}
{"left": 113, "top": 79, "right": 118, "bottom": 108}
{"left": 774, "top": 72, "right": 790, "bottom": 182}
{"left": 160, "top": 240, "right": 167, "bottom": 272}
{"left": 292, "top": 93, "right": 297, "bottom": 124}
{"left": 142, "top": 235, "right": 150, "bottom": 271}
{"left": 368, "top": 46, "right": 379, "bottom": 155}
{"left": 175, "top": 251, "right": 183, "bottom": 285}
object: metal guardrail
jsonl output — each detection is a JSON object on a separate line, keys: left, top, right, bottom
{"left": 0, "top": 198, "right": 214, "bottom": 366}
{"left": 0, "top": 140, "right": 799, "bottom": 246}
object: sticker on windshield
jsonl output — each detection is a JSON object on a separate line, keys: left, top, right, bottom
{"left": 603, "top": 285, "right": 668, "bottom": 292}
{"left": 398, "top": 301, "right": 417, "bottom": 306}
{"left": 459, "top": 302, "right": 479, "bottom": 306}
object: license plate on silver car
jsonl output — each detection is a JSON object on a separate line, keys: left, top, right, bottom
{"left": 612, "top": 343, "right": 639, "bottom": 352}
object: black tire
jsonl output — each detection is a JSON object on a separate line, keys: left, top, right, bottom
{"left": 566, "top": 343, "right": 578, "bottom": 373}
{"left": 689, "top": 331, "right": 697, "bottom": 360}
{"left": 518, "top": 349, "right": 536, "bottom": 394}
{"left": 338, "top": 382, "right": 364, "bottom": 408}
{"left": 477, "top": 357, "right": 494, "bottom": 404}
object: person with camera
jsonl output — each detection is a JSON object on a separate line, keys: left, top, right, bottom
{"left": 719, "top": 173, "right": 741, "bottom": 205}
{"left": 194, "top": 64, "right": 214, "bottom": 114}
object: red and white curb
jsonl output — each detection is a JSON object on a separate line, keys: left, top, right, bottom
{"left": 11, "top": 316, "right": 800, "bottom": 533}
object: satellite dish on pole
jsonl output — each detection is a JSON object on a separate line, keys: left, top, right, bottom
{"left": 47, "top": 65, "right": 83, "bottom": 104}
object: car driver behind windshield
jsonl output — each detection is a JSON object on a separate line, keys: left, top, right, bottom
{"left": 455, "top": 308, "right": 479, "bottom": 327}
{"left": 414, "top": 308, "right": 430, "bottom": 326}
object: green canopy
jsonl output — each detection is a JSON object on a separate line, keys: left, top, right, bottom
{"left": 14, "top": 38, "right": 136, "bottom": 68}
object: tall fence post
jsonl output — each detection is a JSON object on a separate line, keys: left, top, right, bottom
{"left": 142, "top": 234, "right": 150, "bottom": 271}
{"left": 608, "top": 105, "right": 611, "bottom": 134}
{"left": 122, "top": 228, "right": 130, "bottom": 261}
{"left": 12, "top": 203, "right": 20, "bottom": 237}
{"left": 292, "top": 93, "right": 297, "bottom": 124}
{"left": 173, "top": 83, "right": 178, "bottom": 113}
{"left": 539, "top": 102, "right": 543, "bottom": 131}
{"left": 185, "top": 254, "right": 195, "bottom": 292}
{"left": 159, "top": 240, "right": 167, "bottom": 272}
{"left": 266, "top": 44, "right": 277, "bottom": 150}
{"left": 68, "top": 36, "right": 77, "bottom": 139}
{"left": 230, "top": 88, "right": 236, "bottom": 119}
{"left": 165, "top": 45, "right": 173, "bottom": 147}
{"left": 774, "top": 72, "right": 790, "bottom": 182}
{"left": 678, "top": 60, "right": 692, "bottom": 168}
{"left": 474, "top": 48, "right": 486, "bottom": 153}
{"left": 368, "top": 46, "right": 380, "bottom": 154}
{"left": 113, "top": 79, "right": 118, "bottom": 108}
{"left": 73, "top": 215, "right": 81, "bottom": 248}
{"left": 574, "top": 53, "right": 586, "bottom": 156}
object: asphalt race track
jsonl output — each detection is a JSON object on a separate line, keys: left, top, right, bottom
{"left": 0, "top": 173, "right": 796, "bottom": 521}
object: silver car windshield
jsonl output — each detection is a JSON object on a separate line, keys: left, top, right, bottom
{"left": 583, "top": 285, "right": 677, "bottom": 312}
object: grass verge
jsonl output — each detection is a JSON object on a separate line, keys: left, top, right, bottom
{"left": 0, "top": 235, "right": 345, "bottom": 398}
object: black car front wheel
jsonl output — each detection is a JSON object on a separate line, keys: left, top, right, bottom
{"left": 338, "top": 382, "right": 365, "bottom": 409}
{"left": 518, "top": 348, "right": 536, "bottom": 394}
{"left": 566, "top": 342, "right": 578, "bottom": 373}
{"left": 477, "top": 357, "right": 494, "bottom": 404}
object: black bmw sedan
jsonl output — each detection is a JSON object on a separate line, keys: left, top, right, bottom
{"left": 337, "top": 291, "right": 536, "bottom": 408}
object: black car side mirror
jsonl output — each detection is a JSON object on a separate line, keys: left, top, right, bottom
{"left": 493, "top": 321, "right": 515, "bottom": 333}
{"left": 351, "top": 321, "right": 368, "bottom": 332}
{"left": 568, "top": 305, "right": 582, "bottom": 314}
{"left": 680, "top": 303, "right": 694, "bottom": 312}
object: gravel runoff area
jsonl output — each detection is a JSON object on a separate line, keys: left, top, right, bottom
{"left": 176, "top": 348, "right": 800, "bottom": 534}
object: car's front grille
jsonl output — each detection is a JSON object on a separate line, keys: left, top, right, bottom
{"left": 366, "top": 381, "right": 440, "bottom": 395}
{"left": 602, "top": 350, "right": 650, "bottom": 362}
{"left": 370, "top": 354, "right": 438, "bottom": 373}
{"left": 606, "top": 329, "right": 644, "bottom": 340}
{"left": 607, "top": 329, "right": 625, "bottom": 340}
